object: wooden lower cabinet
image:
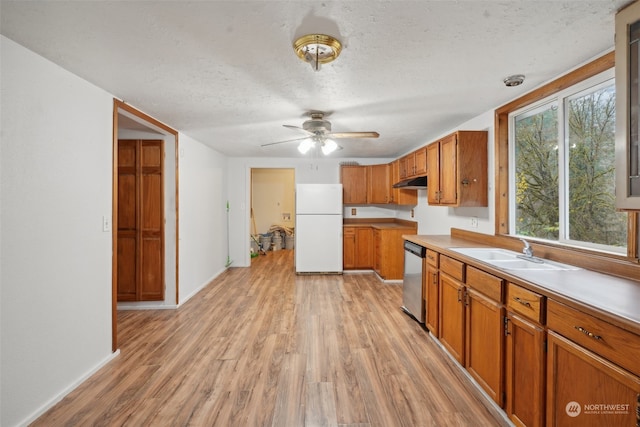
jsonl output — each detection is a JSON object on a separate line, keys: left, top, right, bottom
{"left": 343, "top": 227, "right": 356, "bottom": 269}
{"left": 374, "top": 228, "right": 415, "bottom": 280}
{"left": 425, "top": 262, "right": 439, "bottom": 336}
{"left": 343, "top": 227, "right": 373, "bottom": 269}
{"left": 355, "top": 227, "right": 373, "bottom": 268}
{"left": 546, "top": 331, "right": 640, "bottom": 427}
{"left": 465, "top": 288, "right": 504, "bottom": 406}
{"left": 438, "top": 273, "right": 465, "bottom": 364}
{"left": 505, "top": 311, "right": 546, "bottom": 427}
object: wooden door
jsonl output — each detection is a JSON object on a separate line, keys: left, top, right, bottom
{"left": 367, "top": 164, "right": 390, "bottom": 204}
{"left": 343, "top": 227, "right": 356, "bottom": 269}
{"left": 546, "top": 331, "right": 640, "bottom": 427}
{"left": 355, "top": 227, "right": 373, "bottom": 268}
{"left": 505, "top": 312, "right": 545, "bottom": 427}
{"left": 117, "top": 139, "right": 164, "bottom": 301}
{"left": 340, "top": 165, "right": 368, "bottom": 204}
{"left": 439, "top": 134, "right": 458, "bottom": 205}
{"left": 465, "top": 288, "right": 504, "bottom": 406}
{"left": 439, "top": 274, "right": 465, "bottom": 364}
{"left": 427, "top": 142, "right": 440, "bottom": 204}
{"left": 425, "top": 264, "right": 439, "bottom": 336}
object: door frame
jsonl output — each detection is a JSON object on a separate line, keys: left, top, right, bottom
{"left": 112, "top": 99, "right": 180, "bottom": 351}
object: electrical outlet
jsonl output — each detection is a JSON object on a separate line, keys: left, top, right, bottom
{"left": 351, "top": 208, "right": 357, "bottom": 216}
{"left": 470, "top": 217, "right": 478, "bottom": 228}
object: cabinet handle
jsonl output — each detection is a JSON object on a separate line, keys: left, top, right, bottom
{"left": 457, "top": 288, "right": 462, "bottom": 302}
{"left": 504, "top": 317, "right": 510, "bottom": 336}
{"left": 574, "top": 326, "right": 602, "bottom": 341}
{"left": 513, "top": 297, "right": 531, "bottom": 308}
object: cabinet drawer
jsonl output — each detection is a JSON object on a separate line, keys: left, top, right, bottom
{"left": 440, "top": 255, "right": 464, "bottom": 282}
{"left": 426, "top": 249, "right": 439, "bottom": 268}
{"left": 466, "top": 266, "right": 503, "bottom": 303}
{"left": 506, "top": 283, "right": 544, "bottom": 324}
{"left": 547, "top": 299, "right": 640, "bottom": 377}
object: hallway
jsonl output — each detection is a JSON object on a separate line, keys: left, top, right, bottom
{"left": 32, "top": 250, "right": 506, "bottom": 426}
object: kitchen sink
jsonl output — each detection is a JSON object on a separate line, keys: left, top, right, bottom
{"left": 448, "top": 247, "right": 520, "bottom": 261}
{"left": 449, "top": 247, "right": 581, "bottom": 271}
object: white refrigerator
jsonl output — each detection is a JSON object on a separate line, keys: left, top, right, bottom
{"left": 295, "top": 184, "right": 343, "bottom": 274}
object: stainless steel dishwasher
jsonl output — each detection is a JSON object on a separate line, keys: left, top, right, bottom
{"left": 402, "top": 240, "right": 426, "bottom": 323}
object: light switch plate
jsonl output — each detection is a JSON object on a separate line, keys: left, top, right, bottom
{"left": 102, "top": 215, "right": 111, "bottom": 232}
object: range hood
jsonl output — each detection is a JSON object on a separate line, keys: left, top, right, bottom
{"left": 393, "top": 175, "right": 427, "bottom": 189}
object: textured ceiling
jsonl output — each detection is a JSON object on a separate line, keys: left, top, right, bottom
{"left": 0, "top": 0, "right": 631, "bottom": 158}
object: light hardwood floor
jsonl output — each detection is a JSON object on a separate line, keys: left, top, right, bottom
{"left": 33, "top": 249, "right": 508, "bottom": 426}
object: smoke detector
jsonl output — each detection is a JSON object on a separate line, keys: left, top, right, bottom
{"left": 503, "top": 74, "right": 525, "bottom": 87}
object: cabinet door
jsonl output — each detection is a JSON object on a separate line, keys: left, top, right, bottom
{"left": 547, "top": 331, "right": 640, "bottom": 427}
{"left": 439, "top": 134, "right": 458, "bottom": 205}
{"left": 367, "top": 164, "right": 390, "bottom": 204}
{"left": 405, "top": 152, "right": 416, "bottom": 177}
{"left": 427, "top": 142, "right": 441, "bottom": 204}
{"left": 465, "top": 288, "right": 504, "bottom": 406}
{"left": 414, "top": 147, "right": 427, "bottom": 175}
{"left": 343, "top": 227, "right": 356, "bottom": 269}
{"left": 373, "top": 229, "right": 381, "bottom": 275}
{"left": 505, "top": 312, "right": 546, "bottom": 427}
{"left": 355, "top": 227, "right": 373, "bottom": 268}
{"left": 426, "top": 264, "right": 439, "bottom": 336}
{"left": 390, "top": 161, "right": 417, "bottom": 205}
{"left": 439, "top": 273, "right": 465, "bottom": 364}
{"left": 340, "top": 166, "right": 368, "bottom": 204}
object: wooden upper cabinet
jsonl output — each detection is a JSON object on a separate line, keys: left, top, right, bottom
{"left": 367, "top": 164, "right": 391, "bottom": 204}
{"left": 340, "top": 165, "right": 368, "bottom": 204}
{"left": 427, "top": 131, "right": 488, "bottom": 207}
{"left": 414, "top": 147, "right": 427, "bottom": 176}
{"left": 427, "top": 142, "right": 441, "bottom": 204}
{"left": 390, "top": 161, "right": 417, "bottom": 206}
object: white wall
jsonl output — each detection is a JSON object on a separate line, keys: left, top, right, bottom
{"left": 1, "top": 36, "right": 114, "bottom": 426}
{"left": 178, "top": 133, "right": 228, "bottom": 304}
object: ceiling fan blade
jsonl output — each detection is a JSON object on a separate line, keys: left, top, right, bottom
{"left": 260, "top": 136, "right": 309, "bottom": 147}
{"left": 283, "top": 124, "right": 313, "bottom": 135}
{"left": 328, "top": 131, "right": 380, "bottom": 139}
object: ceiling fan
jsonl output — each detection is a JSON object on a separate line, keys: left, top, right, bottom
{"left": 261, "top": 111, "right": 380, "bottom": 155}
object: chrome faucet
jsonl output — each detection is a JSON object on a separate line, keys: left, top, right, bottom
{"left": 520, "top": 238, "right": 533, "bottom": 258}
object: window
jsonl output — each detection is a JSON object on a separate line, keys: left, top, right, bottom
{"left": 509, "top": 71, "right": 627, "bottom": 253}
{"left": 496, "top": 52, "right": 638, "bottom": 260}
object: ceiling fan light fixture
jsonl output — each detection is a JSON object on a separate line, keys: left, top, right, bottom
{"left": 293, "top": 34, "right": 342, "bottom": 71}
{"left": 321, "top": 139, "right": 338, "bottom": 155}
{"left": 298, "top": 138, "right": 314, "bottom": 154}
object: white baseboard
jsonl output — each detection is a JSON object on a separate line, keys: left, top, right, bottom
{"left": 177, "top": 267, "right": 227, "bottom": 307}
{"left": 17, "top": 350, "right": 121, "bottom": 427}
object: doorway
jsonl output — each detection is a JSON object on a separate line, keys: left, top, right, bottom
{"left": 250, "top": 168, "right": 295, "bottom": 255}
{"left": 112, "top": 100, "right": 179, "bottom": 351}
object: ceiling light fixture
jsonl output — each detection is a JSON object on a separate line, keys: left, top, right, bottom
{"left": 298, "top": 138, "right": 314, "bottom": 154}
{"left": 503, "top": 74, "right": 525, "bottom": 87}
{"left": 297, "top": 136, "right": 339, "bottom": 155}
{"left": 321, "top": 139, "right": 338, "bottom": 155}
{"left": 293, "top": 34, "right": 342, "bottom": 71}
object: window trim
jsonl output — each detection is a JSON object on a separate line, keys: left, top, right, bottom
{"left": 495, "top": 51, "right": 639, "bottom": 260}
